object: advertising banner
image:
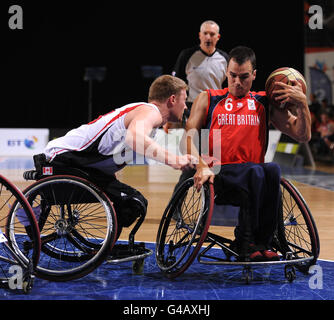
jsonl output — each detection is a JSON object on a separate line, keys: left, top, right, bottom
{"left": 0, "top": 128, "right": 49, "bottom": 156}
{"left": 305, "top": 48, "right": 334, "bottom": 105}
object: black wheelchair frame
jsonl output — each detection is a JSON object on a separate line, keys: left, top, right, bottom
{"left": 155, "top": 177, "right": 320, "bottom": 283}
{"left": 0, "top": 174, "right": 40, "bottom": 293}
{"left": 22, "top": 154, "right": 152, "bottom": 282}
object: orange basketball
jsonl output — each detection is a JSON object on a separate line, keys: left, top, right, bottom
{"left": 265, "top": 67, "right": 307, "bottom": 108}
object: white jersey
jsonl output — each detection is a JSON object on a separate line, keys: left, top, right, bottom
{"left": 45, "top": 102, "right": 160, "bottom": 165}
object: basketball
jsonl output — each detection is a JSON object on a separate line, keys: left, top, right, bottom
{"left": 265, "top": 67, "right": 307, "bottom": 108}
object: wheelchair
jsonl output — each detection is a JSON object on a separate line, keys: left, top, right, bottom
{"left": 22, "top": 154, "right": 152, "bottom": 282}
{"left": 0, "top": 174, "right": 40, "bottom": 293}
{"left": 155, "top": 176, "right": 320, "bottom": 283}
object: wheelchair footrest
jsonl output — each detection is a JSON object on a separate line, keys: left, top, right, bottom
{"left": 106, "top": 242, "right": 153, "bottom": 264}
{"left": 198, "top": 253, "right": 314, "bottom": 266}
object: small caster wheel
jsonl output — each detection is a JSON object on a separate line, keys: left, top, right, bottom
{"left": 132, "top": 258, "right": 144, "bottom": 275}
{"left": 285, "top": 251, "right": 294, "bottom": 260}
{"left": 22, "top": 276, "right": 34, "bottom": 294}
{"left": 285, "top": 265, "right": 296, "bottom": 282}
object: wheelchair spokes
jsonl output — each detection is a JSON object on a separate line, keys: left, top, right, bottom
{"left": 278, "top": 178, "right": 319, "bottom": 267}
{"left": 23, "top": 176, "right": 117, "bottom": 281}
{"left": 156, "top": 179, "right": 214, "bottom": 278}
{"left": 157, "top": 177, "right": 319, "bottom": 283}
{"left": 0, "top": 174, "right": 40, "bottom": 293}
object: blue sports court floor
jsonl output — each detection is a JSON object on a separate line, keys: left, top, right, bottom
{"left": 1, "top": 241, "right": 333, "bottom": 301}
{"left": 0, "top": 157, "right": 333, "bottom": 302}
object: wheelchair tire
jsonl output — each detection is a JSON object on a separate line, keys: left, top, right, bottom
{"left": 22, "top": 175, "right": 117, "bottom": 281}
{"left": 155, "top": 178, "right": 214, "bottom": 278}
{"left": 1, "top": 174, "right": 41, "bottom": 289}
{"left": 274, "top": 178, "right": 320, "bottom": 273}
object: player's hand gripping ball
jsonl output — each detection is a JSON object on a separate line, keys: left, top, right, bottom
{"left": 265, "top": 67, "right": 307, "bottom": 109}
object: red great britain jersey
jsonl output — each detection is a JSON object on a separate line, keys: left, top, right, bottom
{"left": 204, "top": 88, "right": 269, "bottom": 165}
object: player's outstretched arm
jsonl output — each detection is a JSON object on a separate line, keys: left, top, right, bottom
{"left": 125, "top": 106, "right": 196, "bottom": 170}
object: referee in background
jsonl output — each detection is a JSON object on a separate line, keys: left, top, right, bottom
{"left": 172, "top": 20, "right": 229, "bottom": 121}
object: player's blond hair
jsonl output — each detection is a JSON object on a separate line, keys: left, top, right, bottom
{"left": 148, "top": 75, "right": 188, "bottom": 102}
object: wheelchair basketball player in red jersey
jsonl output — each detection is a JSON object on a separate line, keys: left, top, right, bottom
{"left": 180, "top": 46, "right": 311, "bottom": 262}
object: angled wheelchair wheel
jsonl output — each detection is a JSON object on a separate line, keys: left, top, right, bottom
{"left": 155, "top": 178, "right": 214, "bottom": 279}
{"left": 274, "top": 178, "right": 320, "bottom": 273}
{"left": 0, "top": 174, "right": 40, "bottom": 292}
{"left": 22, "top": 175, "right": 117, "bottom": 281}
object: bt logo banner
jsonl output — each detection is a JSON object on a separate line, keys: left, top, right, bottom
{"left": 0, "top": 129, "right": 49, "bottom": 156}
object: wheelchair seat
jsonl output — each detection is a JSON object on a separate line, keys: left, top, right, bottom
{"left": 24, "top": 153, "right": 93, "bottom": 181}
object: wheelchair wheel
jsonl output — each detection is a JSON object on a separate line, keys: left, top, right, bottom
{"left": 21, "top": 175, "right": 117, "bottom": 281}
{"left": 0, "top": 174, "right": 40, "bottom": 291}
{"left": 274, "top": 178, "right": 320, "bottom": 273}
{"left": 155, "top": 178, "right": 214, "bottom": 278}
